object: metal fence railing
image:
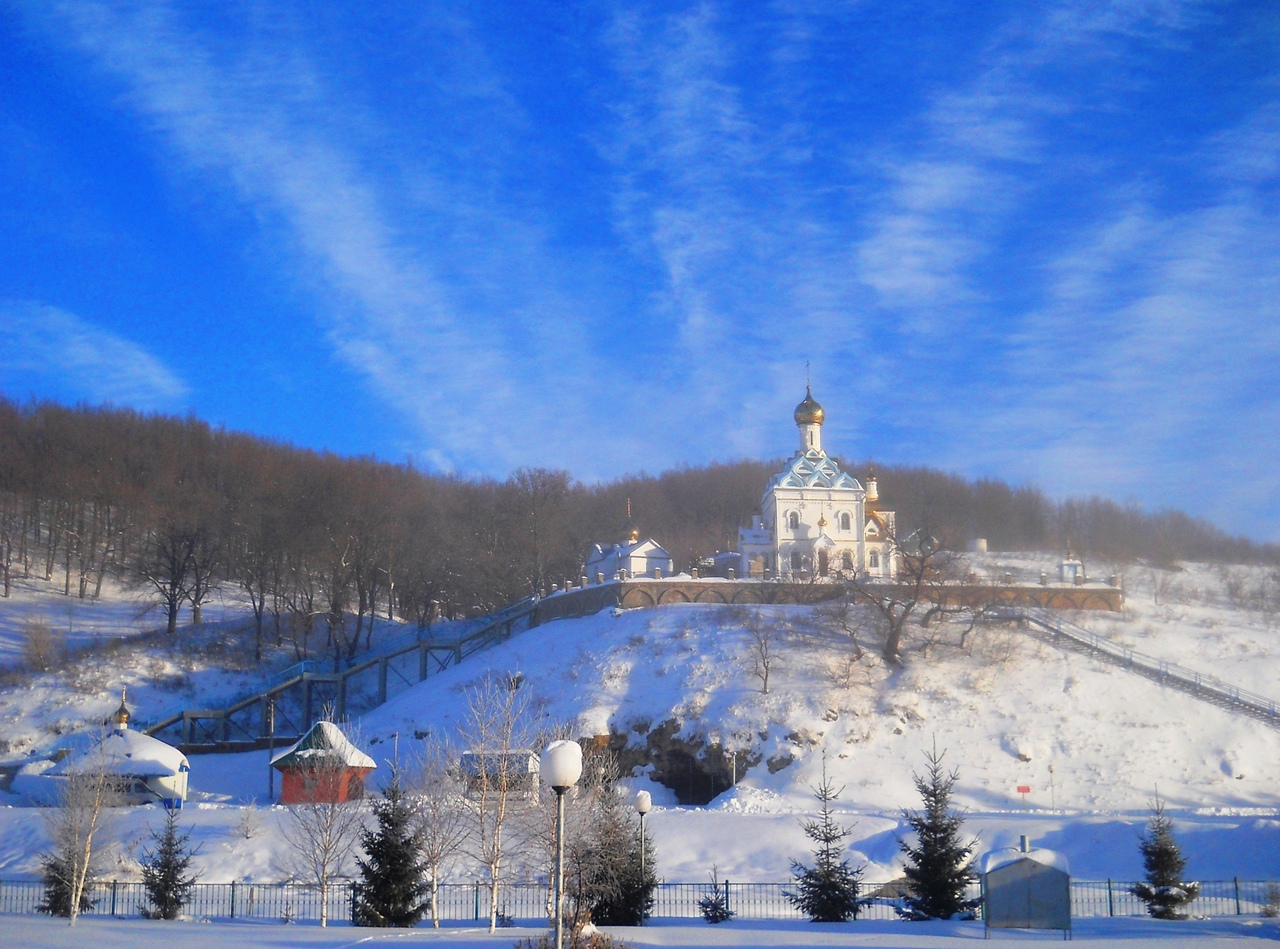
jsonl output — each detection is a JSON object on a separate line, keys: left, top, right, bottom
{"left": 1022, "top": 608, "right": 1280, "bottom": 724}
{"left": 2, "top": 878, "right": 1276, "bottom": 924}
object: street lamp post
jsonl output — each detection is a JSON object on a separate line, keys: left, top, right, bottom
{"left": 634, "top": 790, "right": 652, "bottom": 924}
{"left": 542, "top": 740, "right": 583, "bottom": 949}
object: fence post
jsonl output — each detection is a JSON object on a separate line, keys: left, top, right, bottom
{"left": 1107, "top": 879, "right": 1114, "bottom": 917}
{"left": 230, "top": 880, "right": 236, "bottom": 919}
{"left": 1235, "top": 877, "right": 1241, "bottom": 915}
{"left": 110, "top": 880, "right": 117, "bottom": 917}
{"left": 475, "top": 880, "right": 481, "bottom": 920}
{"left": 724, "top": 879, "right": 730, "bottom": 916}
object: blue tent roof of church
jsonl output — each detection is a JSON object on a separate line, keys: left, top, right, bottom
{"left": 766, "top": 451, "right": 862, "bottom": 499}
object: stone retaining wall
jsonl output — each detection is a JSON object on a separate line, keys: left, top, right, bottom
{"left": 536, "top": 577, "right": 1122, "bottom": 616}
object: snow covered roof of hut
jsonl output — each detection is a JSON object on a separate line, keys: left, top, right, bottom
{"left": 980, "top": 845, "right": 1070, "bottom": 876}
{"left": 48, "top": 728, "right": 188, "bottom": 778}
{"left": 270, "top": 721, "right": 376, "bottom": 771}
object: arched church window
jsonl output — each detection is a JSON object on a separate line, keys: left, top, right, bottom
{"left": 841, "top": 550, "right": 853, "bottom": 570}
{"left": 840, "top": 512, "right": 851, "bottom": 531}
{"left": 791, "top": 552, "right": 802, "bottom": 571}
{"left": 869, "top": 550, "right": 880, "bottom": 569}
{"left": 788, "top": 511, "right": 800, "bottom": 530}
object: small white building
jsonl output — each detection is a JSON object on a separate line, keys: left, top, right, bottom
{"left": 1059, "top": 554, "right": 1086, "bottom": 584}
{"left": 460, "top": 749, "right": 540, "bottom": 797}
{"left": 585, "top": 532, "right": 674, "bottom": 580}
{"left": 45, "top": 694, "right": 190, "bottom": 808}
{"left": 738, "top": 387, "right": 897, "bottom": 580}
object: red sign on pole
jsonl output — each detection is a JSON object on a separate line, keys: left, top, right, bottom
{"left": 1016, "top": 785, "right": 1031, "bottom": 794}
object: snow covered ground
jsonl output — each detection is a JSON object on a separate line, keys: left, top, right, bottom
{"left": 0, "top": 574, "right": 244, "bottom": 666}
{"left": 0, "top": 554, "right": 1278, "bottom": 896}
{"left": 3, "top": 916, "right": 1280, "bottom": 947}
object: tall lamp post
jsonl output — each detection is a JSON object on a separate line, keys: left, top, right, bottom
{"left": 542, "top": 740, "right": 583, "bottom": 949}
{"left": 634, "top": 790, "right": 652, "bottom": 924}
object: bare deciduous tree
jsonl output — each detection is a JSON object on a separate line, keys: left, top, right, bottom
{"left": 280, "top": 800, "right": 365, "bottom": 926}
{"left": 844, "top": 526, "right": 965, "bottom": 664}
{"left": 278, "top": 766, "right": 368, "bottom": 926}
{"left": 42, "top": 733, "right": 122, "bottom": 925}
{"left": 21, "top": 615, "right": 65, "bottom": 672}
{"left": 459, "top": 672, "right": 540, "bottom": 932}
{"left": 817, "top": 596, "right": 868, "bottom": 662}
{"left": 740, "top": 609, "right": 781, "bottom": 694}
{"left": 1147, "top": 565, "right": 1177, "bottom": 606}
{"left": 409, "top": 736, "right": 469, "bottom": 928}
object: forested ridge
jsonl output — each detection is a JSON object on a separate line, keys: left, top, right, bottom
{"left": 0, "top": 398, "right": 1273, "bottom": 666}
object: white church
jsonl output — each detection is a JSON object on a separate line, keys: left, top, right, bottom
{"left": 738, "top": 387, "right": 897, "bottom": 580}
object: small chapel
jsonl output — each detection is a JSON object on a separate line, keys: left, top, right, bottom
{"left": 738, "top": 387, "right": 896, "bottom": 580}
{"left": 585, "top": 521, "right": 674, "bottom": 581}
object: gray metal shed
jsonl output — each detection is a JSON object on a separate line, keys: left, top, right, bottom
{"left": 980, "top": 837, "right": 1071, "bottom": 939}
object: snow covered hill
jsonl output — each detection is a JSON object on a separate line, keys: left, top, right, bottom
{"left": 0, "top": 553, "right": 1278, "bottom": 886}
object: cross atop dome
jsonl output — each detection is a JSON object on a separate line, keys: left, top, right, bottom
{"left": 113, "top": 688, "right": 130, "bottom": 730}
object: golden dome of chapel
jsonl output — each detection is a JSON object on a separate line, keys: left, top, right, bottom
{"left": 793, "top": 386, "right": 825, "bottom": 425}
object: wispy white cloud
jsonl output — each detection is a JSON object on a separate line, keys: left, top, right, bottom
{"left": 23, "top": 0, "right": 614, "bottom": 475}
{"left": 12, "top": 0, "right": 1278, "bottom": 540}
{"left": 930, "top": 157, "right": 1280, "bottom": 538}
{"left": 826, "top": 0, "right": 1280, "bottom": 539}
{"left": 599, "top": 2, "right": 882, "bottom": 458}
{"left": 0, "top": 301, "right": 188, "bottom": 409}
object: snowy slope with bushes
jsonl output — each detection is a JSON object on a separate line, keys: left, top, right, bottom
{"left": 0, "top": 554, "right": 1278, "bottom": 887}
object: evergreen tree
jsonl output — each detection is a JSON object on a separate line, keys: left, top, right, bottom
{"left": 697, "top": 867, "right": 735, "bottom": 924}
{"left": 1131, "top": 798, "right": 1199, "bottom": 919}
{"left": 898, "top": 744, "right": 979, "bottom": 920}
{"left": 141, "top": 809, "right": 199, "bottom": 919}
{"left": 587, "top": 815, "right": 657, "bottom": 925}
{"left": 787, "top": 758, "right": 865, "bottom": 921}
{"left": 37, "top": 853, "right": 95, "bottom": 917}
{"left": 561, "top": 754, "right": 657, "bottom": 927}
{"left": 352, "top": 777, "right": 430, "bottom": 927}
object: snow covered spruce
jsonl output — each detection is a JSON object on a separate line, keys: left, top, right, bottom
{"left": 1132, "top": 797, "right": 1200, "bottom": 920}
{"left": 896, "top": 744, "right": 980, "bottom": 921}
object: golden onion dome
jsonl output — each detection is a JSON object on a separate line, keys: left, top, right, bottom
{"left": 113, "top": 689, "right": 130, "bottom": 727}
{"left": 793, "top": 386, "right": 825, "bottom": 425}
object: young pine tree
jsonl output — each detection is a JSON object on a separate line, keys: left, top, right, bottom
{"left": 697, "top": 866, "right": 735, "bottom": 924}
{"left": 1132, "top": 798, "right": 1199, "bottom": 919}
{"left": 352, "top": 777, "right": 430, "bottom": 927}
{"left": 37, "top": 853, "right": 95, "bottom": 918}
{"left": 141, "top": 809, "right": 199, "bottom": 919}
{"left": 585, "top": 800, "right": 657, "bottom": 926}
{"left": 787, "top": 757, "right": 865, "bottom": 921}
{"left": 898, "top": 744, "right": 979, "bottom": 921}
{"left": 559, "top": 752, "right": 657, "bottom": 928}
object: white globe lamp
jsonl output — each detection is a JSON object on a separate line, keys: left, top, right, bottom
{"left": 634, "top": 790, "right": 653, "bottom": 922}
{"left": 542, "top": 740, "right": 583, "bottom": 949}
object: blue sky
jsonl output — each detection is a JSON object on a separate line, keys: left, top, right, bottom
{"left": 2, "top": 1, "right": 1278, "bottom": 541}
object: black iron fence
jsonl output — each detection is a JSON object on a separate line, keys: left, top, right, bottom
{"left": 1, "top": 877, "right": 1276, "bottom": 924}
